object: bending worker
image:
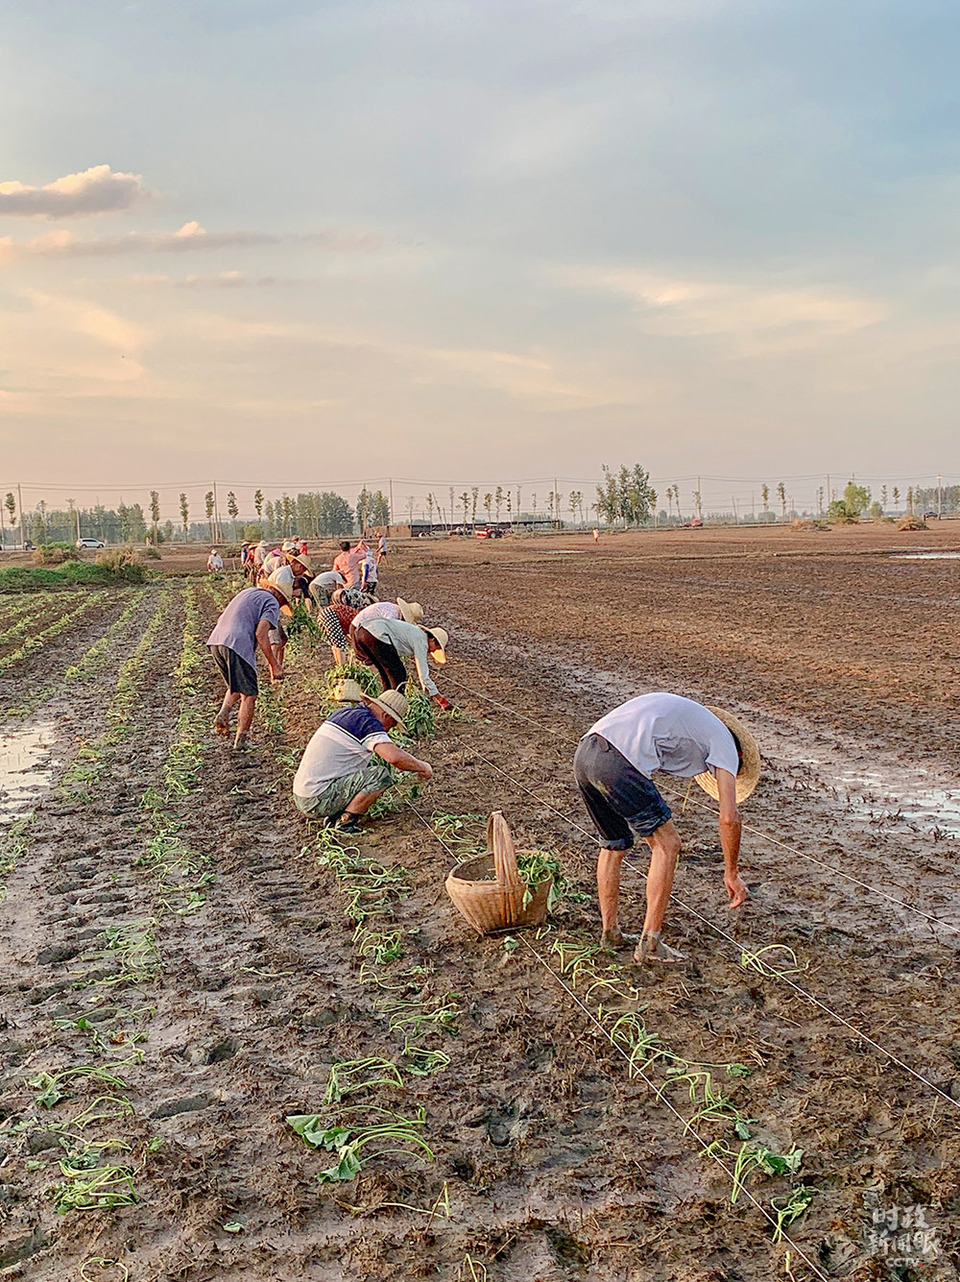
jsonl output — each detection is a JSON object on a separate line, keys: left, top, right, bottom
{"left": 292, "top": 688, "right": 433, "bottom": 833}
{"left": 353, "top": 615, "right": 451, "bottom": 709}
{"left": 207, "top": 568, "right": 294, "bottom": 749}
{"left": 573, "top": 692, "right": 759, "bottom": 964}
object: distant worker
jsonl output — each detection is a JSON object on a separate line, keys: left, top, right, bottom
{"left": 332, "top": 539, "right": 364, "bottom": 589}
{"left": 353, "top": 616, "right": 451, "bottom": 708}
{"left": 206, "top": 548, "right": 223, "bottom": 572}
{"left": 349, "top": 596, "right": 423, "bottom": 640}
{"left": 573, "top": 693, "right": 758, "bottom": 964}
{"left": 292, "top": 689, "right": 433, "bottom": 832}
{"left": 592, "top": 527, "right": 600, "bottom": 544}
{"left": 286, "top": 548, "right": 314, "bottom": 605}
{"left": 361, "top": 548, "right": 379, "bottom": 597}
{"left": 207, "top": 570, "right": 294, "bottom": 749}
{"left": 377, "top": 531, "right": 387, "bottom": 564}
{"left": 308, "top": 569, "right": 345, "bottom": 610}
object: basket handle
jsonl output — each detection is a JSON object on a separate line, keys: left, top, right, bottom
{"left": 488, "top": 811, "right": 520, "bottom": 889}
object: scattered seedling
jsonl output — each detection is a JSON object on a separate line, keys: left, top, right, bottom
{"left": 287, "top": 1107, "right": 434, "bottom": 1183}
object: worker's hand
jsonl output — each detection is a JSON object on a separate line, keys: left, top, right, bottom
{"left": 416, "top": 762, "right": 434, "bottom": 782}
{"left": 271, "top": 666, "right": 285, "bottom": 683}
{"left": 433, "top": 694, "right": 452, "bottom": 711}
{"left": 725, "top": 872, "right": 748, "bottom": 909}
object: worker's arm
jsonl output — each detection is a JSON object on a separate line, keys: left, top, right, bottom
{"left": 715, "top": 768, "right": 746, "bottom": 907}
{"left": 374, "top": 740, "right": 433, "bottom": 780}
{"left": 255, "top": 618, "right": 283, "bottom": 680}
{"left": 409, "top": 629, "right": 439, "bottom": 696}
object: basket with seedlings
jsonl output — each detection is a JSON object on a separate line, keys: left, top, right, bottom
{"left": 445, "top": 811, "right": 561, "bottom": 935}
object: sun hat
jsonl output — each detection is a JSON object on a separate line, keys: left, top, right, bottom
{"left": 267, "top": 566, "right": 295, "bottom": 614}
{"left": 397, "top": 597, "right": 424, "bottom": 624}
{"left": 288, "top": 549, "right": 312, "bottom": 571}
{"left": 694, "top": 707, "right": 760, "bottom": 803}
{"left": 336, "top": 679, "right": 365, "bottom": 703}
{"left": 365, "top": 688, "right": 408, "bottom": 731}
{"left": 281, "top": 539, "right": 297, "bottom": 551}
{"left": 421, "top": 625, "right": 449, "bottom": 664}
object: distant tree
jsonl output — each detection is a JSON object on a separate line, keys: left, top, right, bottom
{"left": 178, "top": 494, "right": 189, "bottom": 539}
{"left": 693, "top": 488, "right": 703, "bottom": 522}
{"left": 531, "top": 493, "right": 538, "bottom": 521}
{"left": 149, "top": 490, "right": 161, "bottom": 542}
{"left": 892, "top": 485, "right": 900, "bottom": 512}
{"left": 880, "top": 485, "right": 888, "bottom": 512}
{"left": 426, "top": 493, "right": 435, "bottom": 527}
{"left": 761, "top": 484, "right": 770, "bottom": 520}
{"left": 471, "top": 486, "right": 479, "bottom": 528}
{"left": 569, "top": 490, "right": 582, "bottom": 526}
{"left": 4, "top": 492, "right": 16, "bottom": 547}
{"left": 316, "top": 492, "right": 354, "bottom": 536}
{"left": 369, "top": 490, "right": 390, "bottom": 527}
{"left": 227, "top": 491, "right": 239, "bottom": 538}
{"left": 828, "top": 479, "right": 871, "bottom": 523}
{"left": 777, "top": 482, "right": 786, "bottom": 520}
{"left": 494, "top": 486, "right": 503, "bottom": 524}
{"left": 254, "top": 489, "right": 264, "bottom": 521}
{"left": 204, "top": 491, "right": 216, "bottom": 542}
{"left": 460, "top": 492, "right": 470, "bottom": 526}
{"left": 505, "top": 490, "right": 513, "bottom": 521}
{"left": 906, "top": 486, "right": 914, "bottom": 515}
{"left": 265, "top": 500, "right": 275, "bottom": 533}
{"left": 484, "top": 492, "right": 493, "bottom": 524}
{"left": 816, "top": 486, "right": 824, "bottom": 516}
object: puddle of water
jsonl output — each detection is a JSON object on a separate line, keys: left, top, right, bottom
{"left": 0, "top": 720, "right": 60, "bottom": 817}
{"left": 892, "top": 552, "right": 960, "bottom": 560}
{"left": 831, "top": 767, "right": 960, "bottom": 835}
{"left": 540, "top": 550, "right": 586, "bottom": 555}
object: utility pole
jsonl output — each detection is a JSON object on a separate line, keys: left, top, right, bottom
{"left": 938, "top": 474, "right": 942, "bottom": 519}
{"left": 448, "top": 486, "right": 454, "bottom": 532}
{"left": 388, "top": 477, "right": 394, "bottom": 536}
{"left": 17, "top": 482, "right": 23, "bottom": 550}
{"left": 732, "top": 496, "right": 739, "bottom": 525}
{"left": 554, "top": 476, "right": 558, "bottom": 530}
{"left": 826, "top": 474, "right": 831, "bottom": 507}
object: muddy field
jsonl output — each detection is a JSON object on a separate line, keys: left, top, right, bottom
{"left": 0, "top": 524, "right": 958, "bottom": 1281}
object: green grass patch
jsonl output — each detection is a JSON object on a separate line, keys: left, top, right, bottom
{"left": 0, "top": 561, "right": 146, "bottom": 592}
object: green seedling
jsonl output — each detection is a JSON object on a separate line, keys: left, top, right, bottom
{"left": 402, "top": 1046, "right": 451, "bottom": 1076}
{"left": 771, "top": 1185, "right": 816, "bottom": 1243}
{"left": 323, "top": 1058, "right": 404, "bottom": 1105}
{"left": 50, "top": 1160, "right": 138, "bottom": 1213}
{"left": 29, "top": 1065, "right": 129, "bottom": 1109}
{"left": 379, "top": 996, "right": 461, "bottom": 1037}
{"left": 286, "top": 1108, "right": 434, "bottom": 1183}
{"left": 79, "top": 1258, "right": 131, "bottom": 1282}
{"left": 740, "top": 944, "right": 808, "bottom": 979}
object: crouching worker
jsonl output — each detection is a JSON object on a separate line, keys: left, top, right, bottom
{"left": 292, "top": 688, "right": 433, "bottom": 833}
{"left": 573, "top": 692, "right": 759, "bottom": 964}
{"left": 207, "top": 569, "right": 293, "bottom": 750}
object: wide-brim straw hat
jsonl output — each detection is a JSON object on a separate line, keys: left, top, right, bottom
{"left": 397, "top": 597, "right": 424, "bottom": 624}
{"left": 694, "top": 707, "right": 760, "bottom": 804}
{"left": 288, "top": 550, "right": 313, "bottom": 571}
{"left": 366, "top": 689, "right": 408, "bottom": 731}
{"left": 422, "top": 624, "right": 449, "bottom": 664}
{"left": 336, "top": 679, "right": 365, "bottom": 703}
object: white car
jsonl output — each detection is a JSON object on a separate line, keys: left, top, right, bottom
{"left": 76, "top": 538, "right": 106, "bottom": 549}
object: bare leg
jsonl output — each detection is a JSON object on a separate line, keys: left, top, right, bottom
{"left": 597, "top": 848, "right": 639, "bottom": 949}
{"left": 341, "top": 789, "right": 385, "bottom": 819}
{"left": 636, "top": 820, "right": 685, "bottom": 963}
{"left": 234, "top": 694, "right": 257, "bottom": 748}
{"left": 331, "top": 645, "right": 348, "bottom": 667}
{"left": 215, "top": 691, "right": 240, "bottom": 735}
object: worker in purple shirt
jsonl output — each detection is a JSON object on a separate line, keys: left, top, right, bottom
{"left": 207, "top": 569, "right": 293, "bottom": 749}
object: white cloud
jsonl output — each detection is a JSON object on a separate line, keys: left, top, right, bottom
{"left": 0, "top": 222, "right": 381, "bottom": 263}
{"left": 0, "top": 165, "right": 150, "bottom": 218}
{"left": 557, "top": 265, "right": 889, "bottom": 355}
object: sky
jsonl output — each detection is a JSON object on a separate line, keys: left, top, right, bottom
{"left": 1, "top": 0, "right": 958, "bottom": 518}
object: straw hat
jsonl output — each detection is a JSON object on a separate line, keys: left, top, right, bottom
{"left": 336, "top": 679, "right": 365, "bottom": 703}
{"left": 267, "top": 566, "right": 295, "bottom": 615}
{"left": 288, "top": 549, "right": 312, "bottom": 571}
{"left": 694, "top": 707, "right": 760, "bottom": 803}
{"left": 422, "top": 625, "right": 448, "bottom": 664}
{"left": 366, "top": 689, "right": 408, "bottom": 731}
{"left": 397, "top": 597, "right": 424, "bottom": 624}
{"left": 281, "top": 539, "right": 297, "bottom": 552}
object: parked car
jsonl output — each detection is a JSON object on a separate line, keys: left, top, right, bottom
{"left": 922, "top": 512, "right": 939, "bottom": 520}
{"left": 77, "top": 537, "right": 106, "bottom": 549}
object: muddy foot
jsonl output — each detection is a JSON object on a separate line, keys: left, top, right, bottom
{"left": 634, "top": 931, "right": 686, "bottom": 964}
{"left": 600, "top": 929, "right": 641, "bottom": 952}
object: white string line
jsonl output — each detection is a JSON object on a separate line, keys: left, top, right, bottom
{"left": 443, "top": 673, "right": 960, "bottom": 939}
{"left": 405, "top": 802, "right": 830, "bottom": 1280}
{"left": 431, "top": 698, "right": 960, "bottom": 1113}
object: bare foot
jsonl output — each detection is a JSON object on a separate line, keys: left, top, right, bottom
{"left": 214, "top": 718, "right": 230, "bottom": 737}
{"left": 634, "top": 931, "right": 686, "bottom": 964}
{"left": 233, "top": 734, "right": 251, "bottom": 752}
{"left": 601, "top": 928, "right": 641, "bottom": 952}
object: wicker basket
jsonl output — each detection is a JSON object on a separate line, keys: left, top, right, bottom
{"left": 444, "top": 811, "right": 553, "bottom": 935}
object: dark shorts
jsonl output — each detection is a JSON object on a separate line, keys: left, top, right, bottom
{"left": 573, "top": 733, "right": 672, "bottom": 850}
{"left": 210, "top": 644, "right": 258, "bottom": 697}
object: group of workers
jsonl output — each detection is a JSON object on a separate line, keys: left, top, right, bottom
{"left": 206, "top": 533, "right": 760, "bottom": 966}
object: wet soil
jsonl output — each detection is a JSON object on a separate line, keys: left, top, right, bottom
{"left": 0, "top": 531, "right": 957, "bottom": 1281}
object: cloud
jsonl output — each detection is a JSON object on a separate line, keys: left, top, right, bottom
{"left": 0, "top": 221, "right": 381, "bottom": 263}
{"left": 0, "top": 165, "right": 150, "bottom": 218}
{"left": 556, "top": 265, "right": 889, "bottom": 355}
{"left": 75, "top": 270, "right": 303, "bottom": 289}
